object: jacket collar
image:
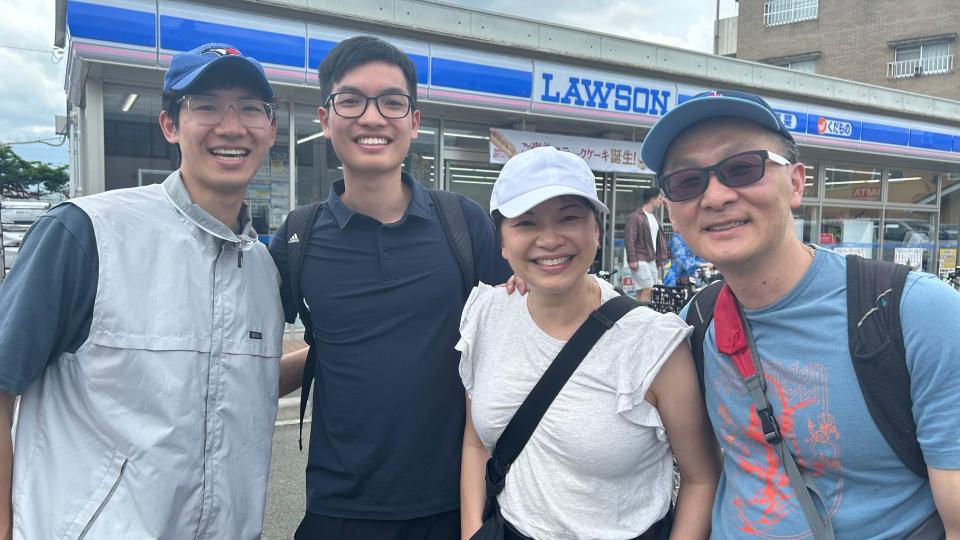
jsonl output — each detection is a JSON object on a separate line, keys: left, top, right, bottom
{"left": 162, "top": 170, "right": 257, "bottom": 246}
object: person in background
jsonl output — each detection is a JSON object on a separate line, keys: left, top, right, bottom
{"left": 624, "top": 187, "right": 668, "bottom": 302}
{"left": 662, "top": 230, "right": 704, "bottom": 287}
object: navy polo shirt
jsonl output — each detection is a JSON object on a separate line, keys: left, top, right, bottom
{"left": 270, "top": 173, "right": 510, "bottom": 520}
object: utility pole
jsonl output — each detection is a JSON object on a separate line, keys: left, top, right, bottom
{"left": 714, "top": 0, "right": 721, "bottom": 55}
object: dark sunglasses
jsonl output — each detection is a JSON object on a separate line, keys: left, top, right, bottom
{"left": 657, "top": 150, "right": 791, "bottom": 202}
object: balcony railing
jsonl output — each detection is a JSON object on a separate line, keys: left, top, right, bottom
{"left": 764, "top": 0, "right": 818, "bottom": 26}
{"left": 887, "top": 55, "right": 954, "bottom": 79}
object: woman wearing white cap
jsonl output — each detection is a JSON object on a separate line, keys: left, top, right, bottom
{"left": 458, "top": 146, "right": 719, "bottom": 540}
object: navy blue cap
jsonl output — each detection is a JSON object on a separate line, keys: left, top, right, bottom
{"left": 640, "top": 89, "right": 794, "bottom": 173}
{"left": 163, "top": 43, "right": 273, "bottom": 99}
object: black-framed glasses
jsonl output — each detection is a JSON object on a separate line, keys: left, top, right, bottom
{"left": 657, "top": 150, "right": 792, "bottom": 202}
{"left": 178, "top": 96, "right": 276, "bottom": 128}
{"left": 326, "top": 92, "right": 413, "bottom": 119}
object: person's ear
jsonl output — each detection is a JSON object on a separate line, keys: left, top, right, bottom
{"left": 159, "top": 111, "right": 179, "bottom": 144}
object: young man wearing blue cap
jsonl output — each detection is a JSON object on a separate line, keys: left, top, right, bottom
{"left": 269, "top": 36, "right": 510, "bottom": 539}
{"left": 640, "top": 90, "right": 960, "bottom": 538}
{"left": 0, "top": 43, "right": 297, "bottom": 539}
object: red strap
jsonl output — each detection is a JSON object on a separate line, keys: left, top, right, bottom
{"left": 713, "top": 285, "right": 757, "bottom": 379}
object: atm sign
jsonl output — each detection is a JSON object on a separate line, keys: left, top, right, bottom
{"left": 817, "top": 116, "right": 853, "bottom": 137}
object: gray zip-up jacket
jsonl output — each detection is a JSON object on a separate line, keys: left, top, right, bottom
{"left": 12, "top": 172, "right": 284, "bottom": 539}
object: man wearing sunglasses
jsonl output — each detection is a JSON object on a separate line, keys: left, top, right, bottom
{"left": 640, "top": 90, "right": 960, "bottom": 538}
{"left": 0, "top": 43, "right": 294, "bottom": 538}
{"left": 270, "top": 36, "right": 509, "bottom": 539}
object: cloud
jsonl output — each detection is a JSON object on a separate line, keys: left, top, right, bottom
{"left": 0, "top": 0, "right": 68, "bottom": 165}
{"left": 446, "top": 0, "right": 735, "bottom": 52}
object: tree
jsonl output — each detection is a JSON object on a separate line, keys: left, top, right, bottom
{"left": 0, "top": 145, "right": 69, "bottom": 199}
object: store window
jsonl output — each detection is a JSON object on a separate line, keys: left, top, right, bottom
{"left": 444, "top": 121, "right": 497, "bottom": 209}
{"left": 938, "top": 175, "right": 960, "bottom": 276}
{"left": 802, "top": 162, "right": 819, "bottom": 200}
{"left": 820, "top": 206, "right": 880, "bottom": 260}
{"left": 407, "top": 119, "right": 439, "bottom": 189}
{"left": 823, "top": 162, "right": 882, "bottom": 202}
{"left": 103, "top": 84, "right": 178, "bottom": 190}
{"left": 293, "top": 103, "right": 336, "bottom": 208}
{"left": 882, "top": 209, "right": 936, "bottom": 272}
{"left": 886, "top": 167, "right": 938, "bottom": 206}
{"left": 793, "top": 205, "right": 818, "bottom": 244}
{"left": 245, "top": 103, "right": 289, "bottom": 234}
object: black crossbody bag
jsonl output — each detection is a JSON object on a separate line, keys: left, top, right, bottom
{"left": 470, "top": 295, "right": 671, "bottom": 540}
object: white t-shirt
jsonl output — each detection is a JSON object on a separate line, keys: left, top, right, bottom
{"left": 645, "top": 211, "right": 659, "bottom": 249}
{"left": 457, "top": 277, "right": 691, "bottom": 540}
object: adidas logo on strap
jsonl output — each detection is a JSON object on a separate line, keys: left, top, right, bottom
{"left": 288, "top": 233, "right": 300, "bottom": 244}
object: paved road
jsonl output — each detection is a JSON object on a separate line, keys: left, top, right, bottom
{"left": 263, "top": 395, "right": 310, "bottom": 540}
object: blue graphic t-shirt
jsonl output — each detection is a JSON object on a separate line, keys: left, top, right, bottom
{"left": 687, "top": 247, "right": 960, "bottom": 539}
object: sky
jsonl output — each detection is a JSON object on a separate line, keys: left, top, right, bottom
{"left": 0, "top": 0, "right": 738, "bottom": 167}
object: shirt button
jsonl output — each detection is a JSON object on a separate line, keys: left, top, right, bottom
{"left": 383, "top": 251, "right": 390, "bottom": 260}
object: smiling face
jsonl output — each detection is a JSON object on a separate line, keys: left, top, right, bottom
{"left": 317, "top": 61, "right": 420, "bottom": 181}
{"left": 499, "top": 196, "right": 600, "bottom": 296}
{"left": 661, "top": 118, "right": 805, "bottom": 271}
{"left": 160, "top": 86, "right": 276, "bottom": 197}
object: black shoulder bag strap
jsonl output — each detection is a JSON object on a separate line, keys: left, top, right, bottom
{"left": 481, "top": 295, "right": 640, "bottom": 521}
{"left": 845, "top": 255, "right": 925, "bottom": 477}
{"left": 684, "top": 279, "right": 724, "bottom": 400}
{"left": 283, "top": 201, "right": 325, "bottom": 451}
{"left": 428, "top": 189, "right": 475, "bottom": 296}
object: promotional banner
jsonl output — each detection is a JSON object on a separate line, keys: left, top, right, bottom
{"left": 894, "top": 247, "right": 925, "bottom": 271}
{"left": 938, "top": 248, "right": 957, "bottom": 278}
{"left": 489, "top": 128, "right": 651, "bottom": 173}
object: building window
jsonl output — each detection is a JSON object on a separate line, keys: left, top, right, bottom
{"left": 772, "top": 58, "right": 816, "bottom": 73}
{"left": 888, "top": 41, "right": 953, "bottom": 78}
{"left": 764, "top": 0, "right": 818, "bottom": 26}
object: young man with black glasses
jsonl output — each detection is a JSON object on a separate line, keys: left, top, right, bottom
{"left": 270, "top": 36, "right": 509, "bottom": 540}
{"left": 641, "top": 90, "right": 960, "bottom": 538}
{"left": 0, "top": 43, "right": 298, "bottom": 539}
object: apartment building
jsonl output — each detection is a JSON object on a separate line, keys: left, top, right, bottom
{"left": 732, "top": 0, "right": 960, "bottom": 100}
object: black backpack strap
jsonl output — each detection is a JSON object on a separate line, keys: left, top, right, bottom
{"left": 428, "top": 189, "right": 475, "bottom": 295}
{"left": 484, "top": 295, "right": 640, "bottom": 505}
{"left": 684, "top": 280, "right": 725, "bottom": 401}
{"left": 845, "top": 255, "right": 925, "bottom": 477}
{"left": 283, "top": 201, "right": 325, "bottom": 451}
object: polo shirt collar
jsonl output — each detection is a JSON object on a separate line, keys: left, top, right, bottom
{"left": 327, "top": 172, "right": 432, "bottom": 229}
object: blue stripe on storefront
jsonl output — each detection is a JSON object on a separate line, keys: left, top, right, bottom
{"left": 861, "top": 122, "right": 910, "bottom": 146}
{"left": 67, "top": 1, "right": 155, "bottom": 47}
{"left": 307, "top": 38, "right": 428, "bottom": 84}
{"left": 159, "top": 15, "right": 305, "bottom": 67}
{"left": 909, "top": 129, "right": 954, "bottom": 152}
{"left": 431, "top": 58, "right": 532, "bottom": 98}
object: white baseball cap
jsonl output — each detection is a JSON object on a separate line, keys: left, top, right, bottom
{"left": 490, "top": 146, "right": 609, "bottom": 218}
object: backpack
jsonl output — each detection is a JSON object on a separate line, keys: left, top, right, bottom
{"left": 685, "top": 254, "right": 926, "bottom": 478}
{"left": 282, "top": 189, "right": 478, "bottom": 449}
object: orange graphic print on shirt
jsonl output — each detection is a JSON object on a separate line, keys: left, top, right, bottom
{"left": 715, "top": 361, "right": 842, "bottom": 538}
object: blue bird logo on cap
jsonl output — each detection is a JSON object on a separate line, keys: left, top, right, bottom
{"left": 202, "top": 46, "right": 242, "bottom": 57}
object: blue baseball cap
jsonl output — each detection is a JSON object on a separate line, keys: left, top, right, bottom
{"left": 640, "top": 89, "right": 794, "bottom": 173}
{"left": 163, "top": 43, "right": 273, "bottom": 99}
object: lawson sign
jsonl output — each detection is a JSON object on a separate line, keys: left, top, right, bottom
{"left": 533, "top": 64, "right": 675, "bottom": 120}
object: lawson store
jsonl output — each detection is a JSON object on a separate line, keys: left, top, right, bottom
{"left": 56, "top": 0, "right": 960, "bottom": 275}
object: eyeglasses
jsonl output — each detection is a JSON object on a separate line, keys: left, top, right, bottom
{"left": 326, "top": 92, "right": 413, "bottom": 119}
{"left": 178, "top": 96, "right": 277, "bottom": 128}
{"left": 657, "top": 150, "right": 792, "bottom": 202}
